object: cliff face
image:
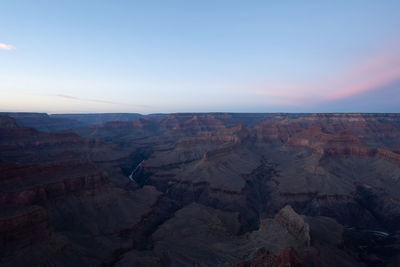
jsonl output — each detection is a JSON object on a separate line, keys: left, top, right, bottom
{"left": 0, "top": 206, "right": 52, "bottom": 255}
{"left": 287, "top": 126, "right": 377, "bottom": 157}
{"left": 0, "top": 116, "right": 20, "bottom": 129}
{"left": 50, "top": 113, "right": 145, "bottom": 125}
{"left": 0, "top": 112, "right": 86, "bottom": 132}
{"left": 255, "top": 113, "right": 400, "bottom": 145}
{"left": 1, "top": 113, "right": 400, "bottom": 266}
{"left": 0, "top": 161, "right": 109, "bottom": 206}
{"left": 0, "top": 117, "right": 163, "bottom": 266}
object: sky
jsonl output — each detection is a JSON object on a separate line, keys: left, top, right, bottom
{"left": 1, "top": 0, "right": 400, "bottom": 114}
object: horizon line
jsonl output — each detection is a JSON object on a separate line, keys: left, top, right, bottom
{"left": 2, "top": 111, "right": 400, "bottom": 116}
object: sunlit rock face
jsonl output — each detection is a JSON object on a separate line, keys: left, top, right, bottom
{"left": 1, "top": 113, "right": 400, "bottom": 266}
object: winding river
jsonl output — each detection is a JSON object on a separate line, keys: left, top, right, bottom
{"left": 128, "top": 160, "right": 144, "bottom": 182}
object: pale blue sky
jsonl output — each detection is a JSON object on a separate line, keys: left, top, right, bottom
{"left": 1, "top": 1, "right": 400, "bottom": 113}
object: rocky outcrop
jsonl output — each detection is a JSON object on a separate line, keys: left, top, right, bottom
{"left": 257, "top": 119, "right": 304, "bottom": 142}
{"left": 274, "top": 206, "right": 311, "bottom": 247}
{"left": 378, "top": 148, "right": 400, "bottom": 164}
{"left": 200, "top": 124, "right": 251, "bottom": 143}
{"left": 233, "top": 246, "right": 304, "bottom": 267}
{"left": 273, "top": 246, "right": 305, "bottom": 267}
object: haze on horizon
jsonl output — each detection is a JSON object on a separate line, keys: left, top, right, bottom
{"left": 1, "top": 1, "right": 400, "bottom": 114}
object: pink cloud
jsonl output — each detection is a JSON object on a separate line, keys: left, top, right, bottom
{"left": 325, "top": 47, "right": 400, "bottom": 101}
{"left": 235, "top": 42, "right": 400, "bottom": 107}
{"left": 232, "top": 79, "right": 320, "bottom": 107}
{"left": 0, "top": 43, "right": 16, "bottom": 50}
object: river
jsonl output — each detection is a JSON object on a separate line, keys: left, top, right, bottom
{"left": 128, "top": 160, "right": 144, "bottom": 182}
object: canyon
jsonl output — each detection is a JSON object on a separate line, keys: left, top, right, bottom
{"left": 0, "top": 112, "right": 400, "bottom": 266}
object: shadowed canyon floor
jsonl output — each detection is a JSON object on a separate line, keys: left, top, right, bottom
{"left": 1, "top": 113, "right": 400, "bottom": 266}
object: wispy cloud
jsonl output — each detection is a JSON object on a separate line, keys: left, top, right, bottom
{"left": 53, "top": 94, "right": 121, "bottom": 105}
{"left": 51, "top": 94, "right": 152, "bottom": 108}
{"left": 0, "top": 43, "right": 16, "bottom": 50}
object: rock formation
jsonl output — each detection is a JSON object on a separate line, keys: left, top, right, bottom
{"left": 274, "top": 205, "right": 311, "bottom": 247}
{"left": 1, "top": 113, "right": 400, "bottom": 266}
